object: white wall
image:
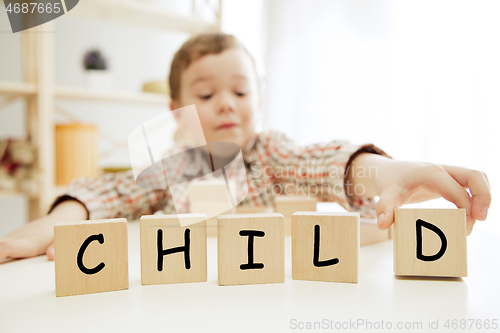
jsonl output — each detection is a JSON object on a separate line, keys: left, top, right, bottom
{"left": 221, "top": 0, "right": 266, "bottom": 132}
{"left": 263, "top": 0, "right": 500, "bottom": 235}
{"left": 0, "top": 194, "right": 26, "bottom": 238}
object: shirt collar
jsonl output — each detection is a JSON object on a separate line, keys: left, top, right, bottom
{"left": 241, "top": 132, "right": 259, "bottom": 164}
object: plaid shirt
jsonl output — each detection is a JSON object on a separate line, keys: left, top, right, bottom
{"left": 51, "top": 131, "right": 390, "bottom": 220}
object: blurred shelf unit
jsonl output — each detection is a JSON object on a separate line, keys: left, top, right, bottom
{"left": 0, "top": 190, "right": 28, "bottom": 199}
{"left": 0, "top": 81, "right": 37, "bottom": 97}
{"left": 55, "top": 86, "right": 169, "bottom": 105}
{"left": 0, "top": 0, "right": 221, "bottom": 219}
{"left": 73, "top": 0, "right": 220, "bottom": 34}
{"left": 0, "top": 82, "right": 170, "bottom": 105}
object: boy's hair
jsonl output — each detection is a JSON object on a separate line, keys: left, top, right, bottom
{"left": 168, "top": 32, "right": 256, "bottom": 101}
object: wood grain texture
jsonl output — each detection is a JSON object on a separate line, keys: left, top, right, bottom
{"left": 140, "top": 214, "right": 207, "bottom": 285}
{"left": 360, "top": 222, "right": 391, "bottom": 246}
{"left": 189, "top": 180, "right": 233, "bottom": 237}
{"left": 190, "top": 202, "right": 231, "bottom": 237}
{"left": 236, "top": 205, "right": 273, "bottom": 215}
{"left": 393, "top": 208, "right": 467, "bottom": 277}
{"left": 217, "top": 213, "right": 285, "bottom": 286}
{"left": 292, "top": 212, "right": 359, "bottom": 283}
{"left": 202, "top": 205, "right": 273, "bottom": 237}
{"left": 274, "top": 196, "right": 317, "bottom": 235}
{"left": 54, "top": 218, "right": 128, "bottom": 297}
{"left": 275, "top": 195, "right": 317, "bottom": 217}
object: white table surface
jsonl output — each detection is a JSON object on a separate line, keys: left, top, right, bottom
{"left": 1, "top": 220, "right": 499, "bottom": 333}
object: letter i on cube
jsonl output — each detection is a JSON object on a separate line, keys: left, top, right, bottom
{"left": 217, "top": 213, "right": 285, "bottom": 286}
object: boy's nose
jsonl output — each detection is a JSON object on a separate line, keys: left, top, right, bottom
{"left": 216, "top": 91, "right": 236, "bottom": 114}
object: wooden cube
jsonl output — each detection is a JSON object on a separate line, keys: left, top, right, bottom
{"left": 393, "top": 208, "right": 467, "bottom": 277}
{"left": 275, "top": 195, "right": 317, "bottom": 217}
{"left": 188, "top": 180, "right": 232, "bottom": 202}
{"left": 140, "top": 214, "right": 207, "bottom": 285}
{"left": 189, "top": 180, "right": 233, "bottom": 236}
{"left": 292, "top": 212, "right": 359, "bottom": 283}
{"left": 360, "top": 218, "right": 391, "bottom": 246}
{"left": 217, "top": 213, "right": 285, "bottom": 286}
{"left": 274, "top": 195, "right": 317, "bottom": 235}
{"left": 236, "top": 205, "right": 273, "bottom": 215}
{"left": 190, "top": 202, "right": 231, "bottom": 237}
{"left": 54, "top": 218, "right": 129, "bottom": 297}
{"left": 197, "top": 205, "right": 273, "bottom": 238}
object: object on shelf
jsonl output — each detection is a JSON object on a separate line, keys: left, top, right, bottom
{"left": 83, "top": 49, "right": 112, "bottom": 90}
{"left": 84, "top": 71, "right": 112, "bottom": 91}
{"left": 102, "top": 166, "right": 132, "bottom": 173}
{"left": 0, "top": 138, "right": 37, "bottom": 195}
{"left": 55, "top": 123, "right": 99, "bottom": 186}
{"left": 83, "top": 49, "right": 108, "bottom": 70}
{"left": 142, "top": 80, "right": 169, "bottom": 95}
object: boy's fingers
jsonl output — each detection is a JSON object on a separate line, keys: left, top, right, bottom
{"left": 0, "top": 240, "right": 11, "bottom": 260}
{"left": 46, "top": 242, "right": 55, "bottom": 261}
{"left": 0, "top": 239, "right": 42, "bottom": 259}
{"left": 376, "top": 187, "right": 400, "bottom": 230}
{"left": 423, "top": 166, "right": 475, "bottom": 232}
{"left": 442, "top": 165, "right": 491, "bottom": 221}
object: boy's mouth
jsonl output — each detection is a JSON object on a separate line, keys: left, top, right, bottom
{"left": 217, "top": 122, "right": 238, "bottom": 130}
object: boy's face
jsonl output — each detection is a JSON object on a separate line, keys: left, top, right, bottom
{"left": 171, "top": 48, "right": 259, "bottom": 149}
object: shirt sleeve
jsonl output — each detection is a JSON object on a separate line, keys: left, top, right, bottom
{"left": 262, "top": 131, "right": 392, "bottom": 218}
{"left": 49, "top": 170, "right": 174, "bottom": 221}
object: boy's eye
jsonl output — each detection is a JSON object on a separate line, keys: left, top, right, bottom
{"left": 199, "top": 94, "right": 212, "bottom": 100}
{"left": 235, "top": 92, "right": 246, "bottom": 97}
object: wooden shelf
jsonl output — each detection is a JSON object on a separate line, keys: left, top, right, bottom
{"left": 55, "top": 86, "right": 170, "bottom": 106}
{"left": 0, "top": 186, "right": 67, "bottom": 199}
{"left": 53, "top": 185, "right": 69, "bottom": 197}
{"left": 0, "top": 81, "right": 37, "bottom": 97}
{"left": 0, "top": 189, "right": 39, "bottom": 199}
{"left": 0, "top": 190, "right": 19, "bottom": 198}
{"left": 0, "top": 82, "right": 170, "bottom": 106}
{"left": 70, "top": 0, "right": 220, "bottom": 34}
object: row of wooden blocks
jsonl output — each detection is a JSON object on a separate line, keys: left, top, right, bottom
{"left": 54, "top": 209, "right": 467, "bottom": 297}
{"left": 190, "top": 194, "right": 318, "bottom": 237}
{"left": 193, "top": 195, "right": 392, "bottom": 246}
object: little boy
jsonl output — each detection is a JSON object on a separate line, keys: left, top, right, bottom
{"left": 0, "top": 33, "right": 491, "bottom": 261}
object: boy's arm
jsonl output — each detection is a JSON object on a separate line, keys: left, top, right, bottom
{"left": 261, "top": 131, "right": 389, "bottom": 216}
{"left": 346, "top": 152, "right": 491, "bottom": 235}
{"left": 53, "top": 170, "right": 172, "bottom": 221}
{"left": 0, "top": 199, "right": 87, "bottom": 261}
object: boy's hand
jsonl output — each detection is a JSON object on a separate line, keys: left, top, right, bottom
{"left": 347, "top": 153, "right": 491, "bottom": 236}
{"left": 0, "top": 216, "right": 56, "bottom": 261}
{"left": 0, "top": 199, "right": 87, "bottom": 262}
